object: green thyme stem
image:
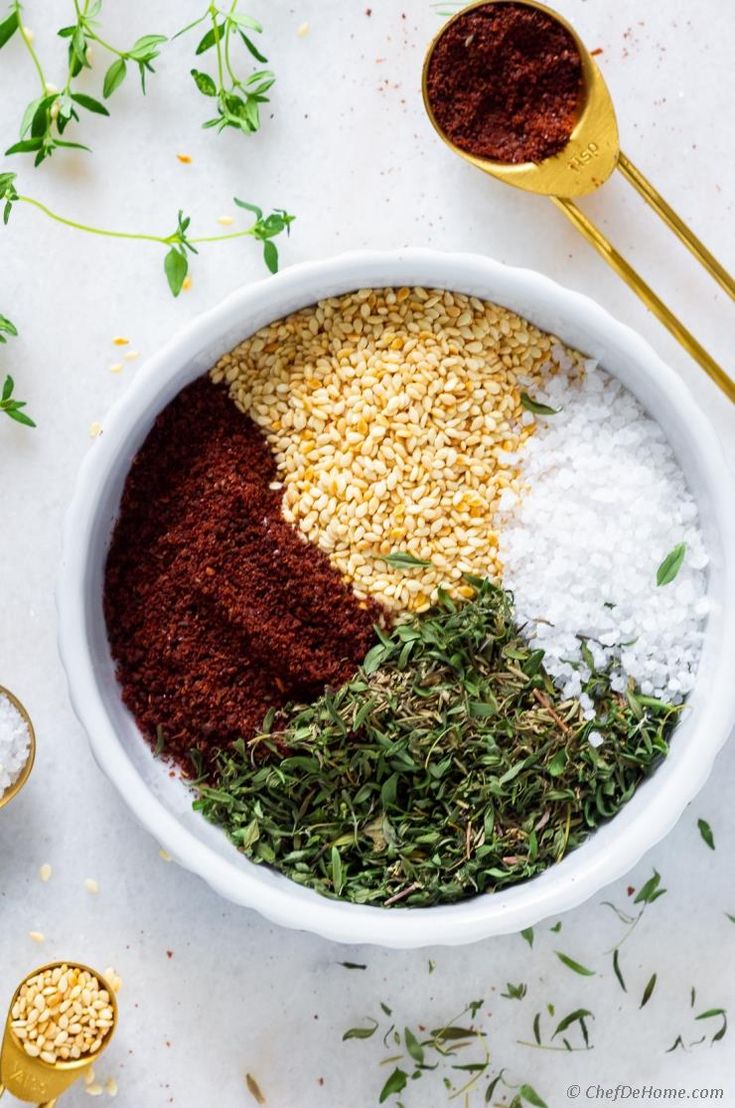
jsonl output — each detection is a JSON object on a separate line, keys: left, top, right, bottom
{"left": 223, "top": 0, "right": 238, "bottom": 83}
{"left": 17, "top": 195, "right": 169, "bottom": 243}
{"left": 16, "top": 194, "right": 264, "bottom": 246}
{"left": 71, "top": 0, "right": 126, "bottom": 59}
{"left": 85, "top": 28, "right": 126, "bottom": 58}
{"left": 516, "top": 1041, "right": 593, "bottom": 1053}
{"left": 14, "top": 5, "right": 47, "bottom": 92}
{"left": 210, "top": 5, "right": 226, "bottom": 93}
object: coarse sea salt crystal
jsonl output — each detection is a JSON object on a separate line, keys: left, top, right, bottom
{"left": 497, "top": 363, "right": 708, "bottom": 705}
{"left": 0, "top": 692, "right": 31, "bottom": 796}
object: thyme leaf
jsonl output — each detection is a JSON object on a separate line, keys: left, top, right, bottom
{"left": 697, "top": 818, "right": 715, "bottom": 850}
{"left": 656, "top": 542, "right": 686, "bottom": 586}
{"left": 520, "top": 392, "right": 560, "bottom": 416}
{"left": 640, "top": 973, "right": 657, "bottom": 1008}
{"left": 554, "top": 952, "right": 595, "bottom": 977}
{"left": 383, "top": 551, "right": 433, "bottom": 569}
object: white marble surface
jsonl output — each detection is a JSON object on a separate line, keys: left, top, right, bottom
{"left": 1, "top": 1, "right": 734, "bottom": 1105}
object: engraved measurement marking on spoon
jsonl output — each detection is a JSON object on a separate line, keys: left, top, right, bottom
{"left": 569, "top": 141, "right": 600, "bottom": 171}
{"left": 8, "top": 1064, "right": 49, "bottom": 1096}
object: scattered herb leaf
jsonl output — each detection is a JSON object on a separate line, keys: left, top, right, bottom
{"left": 698, "top": 818, "right": 715, "bottom": 850}
{"left": 555, "top": 952, "right": 595, "bottom": 977}
{"left": 640, "top": 973, "right": 657, "bottom": 1009}
{"left": 383, "top": 551, "right": 433, "bottom": 569}
{"left": 520, "top": 392, "right": 560, "bottom": 416}
{"left": 656, "top": 542, "right": 686, "bottom": 586}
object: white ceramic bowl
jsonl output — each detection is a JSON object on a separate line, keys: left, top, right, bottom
{"left": 58, "top": 250, "right": 735, "bottom": 948}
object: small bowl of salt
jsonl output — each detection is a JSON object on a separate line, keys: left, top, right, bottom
{"left": 0, "top": 686, "right": 35, "bottom": 810}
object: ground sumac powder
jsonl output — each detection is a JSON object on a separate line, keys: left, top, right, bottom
{"left": 426, "top": 2, "right": 583, "bottom": 164}
{"left": 104, "top": 377, "right": 381, "bottom": 777}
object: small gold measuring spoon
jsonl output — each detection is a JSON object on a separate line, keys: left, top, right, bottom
{"left": 0, "top": 686, "right": 36, "bottom": 811}
{"left": 0, "top": 962, "right": 118, "bottom": 1107}
{"left": 422, "top": 0, "right": 735, "bottom": 402}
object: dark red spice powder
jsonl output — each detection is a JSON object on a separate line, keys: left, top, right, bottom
{"left": 426, "top": 2, "right": 583, "bottom": 164}
{"left": 104, "top": 377, "right": 381, "bottom": 777}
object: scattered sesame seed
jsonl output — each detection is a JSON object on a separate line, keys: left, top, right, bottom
{"left": 89, "top": 422, "right": 103, "bottom": 438}
{"left": 85, "top": 1083, "right": 104, "bottom": 1097}
{"left": 217, "top": 215, "right": 235, "bottom": 226}
{"left": 111, "top": 337, "right": 129, "bottom": 346}
{"left": 39, "top": 863, "right": 52, "bottom": 882}
{"left": 84, "top": 1067, "right": 96, "bottom": 1086}
{"left": 182, "top": 275, "right": 193, "bottom": 291}
{"left": 84, "top": 877, "right": 99, "bottom": 894}
{"left": 176, "top": 153, "right": 192, "bottom": 164}
{"left": 103, "top": 967, "right": 122, "bottom": 994}
{"left": 123, "top": 351, "right": 140, "bottom": 361}
{"left": 106, "top": 1077, "right": 118, "bottom": 1097}
{"left": 28, "top": 931, "right": 45, "bottom": 943}
{"left": 297, "top": 21, "right": 310, "bottom": 36}
{"left": 158, "top": 848, "right": 172, "bottom": 862}
{"left": 109, "top": 363, "right": 124, "bottom": 375}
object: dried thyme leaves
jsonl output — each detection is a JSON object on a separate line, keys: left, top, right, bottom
{"left": 195, "top": 580, "right": 679, "bottom": 907}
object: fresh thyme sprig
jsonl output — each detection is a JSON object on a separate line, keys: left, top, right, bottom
{"left": 0, "top": 172, "right": 294, "bottom": 294}
{"left": 176, "top": 3, "right": 275, "bottom": 136}
{"left": 1, "top": 1, "right": 165, "bottom": 165}
{"left": 0, "top": 318, "right": 35, "bottom": 428}
{"left": 1, "top": 372, "right": 35, "bottom": 427}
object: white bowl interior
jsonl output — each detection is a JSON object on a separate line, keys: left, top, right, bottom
{"left": 59, "top": 251, "right": 735, "bottom": 947}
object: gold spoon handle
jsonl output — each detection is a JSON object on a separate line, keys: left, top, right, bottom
{"left": 0, "top": 1085, "right": 55, "bottom": 1106}
{"left": 551, "top": 196, "right": 735, "bottom": 403}
{"left": 617, "top": 152, "right": 735, "bottom": 301}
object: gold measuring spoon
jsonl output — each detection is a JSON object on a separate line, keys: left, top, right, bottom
{"left": 0, "top": 962, "right": 118, "bottom": 1107}
{"left": 422, "top": 0, "right": 735, "bottom": 402}
{"left": 0, "top": 686, "right": 36, "bottom": 810}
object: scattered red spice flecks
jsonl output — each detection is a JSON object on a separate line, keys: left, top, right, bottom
{"left": 104, "top": 378, "right": 382, "bottom": 778}
{"left": 426, "top": 2, "right": 583, "bottom": 164}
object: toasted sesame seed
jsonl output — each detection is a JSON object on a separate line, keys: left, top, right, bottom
{"left": 89, "top": 422, "right": 103, "bottom": 438}
{"left": 11, "top": 965, "right": 116, "bottom": 1063}
{"left": 29, "top": 931, "right": 45, "bottom": 943}
{"left": 109, "top": 363, "right": 124, "bottom": 374}
{"left": 85, "top": 1083, "right": 104, "bottom": 1096}
{"left": 106, "top": 1077, "right": 118, "bottom": 1096}
{"left": 297, "top": 21, "right": 310, "bottom": 36}
{"left": 84, "top": 877, "right": 99, "bottom": 894}
{"left": 213, "top": 288, "right": 582, "bottom": 613}
{"left": 39, "top": 863, "right": 52, "bottom": 882}
{"left": 158, "top": 848, "right": 172, "bottom": 862}
{"left": 84, "top": 1067, "right": 95, "bottom": 1085}
{"left": 123, "top": 350, "right": 139, "bottom": 361}
{"left": 176, "top": 153, "right": 192, "bottom": 164}
{"left": 111, "top": 337, "right": 129, "bottom": 346}
{"left": 182, "top": 275, "right": 193, "bottom": 291}
{"left": 217, "top": 215, "right": 235, "bottom": 226}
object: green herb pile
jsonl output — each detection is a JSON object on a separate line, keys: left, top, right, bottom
{"left": 196, "top": 579, "right": 679, "bottom": 907}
